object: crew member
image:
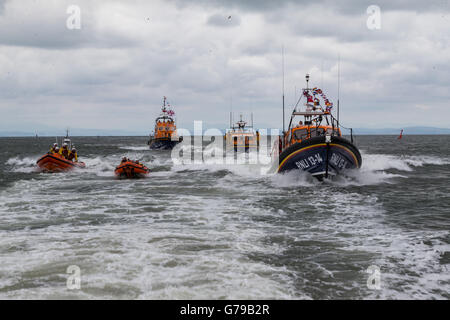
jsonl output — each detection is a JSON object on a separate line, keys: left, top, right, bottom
{"left": 68, "top": 148, "right": 78, "bottom": 162}
{"left": 59, "top": 143, "right": 70, "bottom": 159}
{"left": 278, "top": 136, "right": 283, "bottom": 154}
{"left": 49, "top": 143, "right": 58, "bottom": 153}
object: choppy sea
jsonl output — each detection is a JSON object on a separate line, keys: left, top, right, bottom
{"left": 0, "top": 135, "right": 448, "bottom": 299}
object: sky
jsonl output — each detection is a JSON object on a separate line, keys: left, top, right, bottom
{"left": 0, "top": 0, "right": 449, "bottom": 135}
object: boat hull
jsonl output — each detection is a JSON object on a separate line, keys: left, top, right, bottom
{"left": 36, "top": 153, "right": 86, "bottom": 172}
{"left": 148, "top": 137, "right": 180, "bottom": 150}
{"left": 115, "top": 162, "right": 150, "bottom": 179}
{"left": 278, "top": 136, "right": 362, "bottom": 180}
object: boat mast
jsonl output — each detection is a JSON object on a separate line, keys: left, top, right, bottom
{"left": 337, "top": 54, "right": 340, "bottom": 128}
{"left": 282, "top": 46, "right": 285, "bottom": 134}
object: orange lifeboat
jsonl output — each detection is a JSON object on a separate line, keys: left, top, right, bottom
{"left": 275, "top": 74, "right": 362, "bottom": 180}
{"left": 36, "top": 153, "right": 86, "bottom": 172}
{"left": 148, "top": 96, "right": 181, "bottom": 150}
{"left": 224, "top": 113, "right": 260, "bottom": 152}
{"left": 115, "top": 161, "right": 150, "bottom": 179}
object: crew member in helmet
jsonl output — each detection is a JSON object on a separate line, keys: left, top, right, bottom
{"left": 68, "top": 148, "right": 78, "bottom": 162}
{"left": 59, "top": 143, "right": 70, "bottom": 159}
{"left": 121, "top": 157, "right": 127, "bottom": 163}
{"left": 49, "top": 143, "right": 58, "bottom": 153}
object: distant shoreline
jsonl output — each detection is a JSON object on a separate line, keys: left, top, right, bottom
{"left": 1, "top": 126, "right": 450, "bottom": 137}
{"left": 1, "top": 133, "right": 450, "bottom": 138}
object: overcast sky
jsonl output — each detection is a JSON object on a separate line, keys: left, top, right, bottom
{"left": 0, "top": 0, "right": 449, "bottom": 134}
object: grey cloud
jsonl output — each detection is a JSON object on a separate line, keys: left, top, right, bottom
{"left": 0, "top": 0, "right": 7, "bottom": 14}
{"left": 0, "top": 0, "right": 449, "bottom": 132}
{"left": 172, "top": 0, "right": 450, "bottom": 15}
{"left": 0, "top": 0, "right": 138, "bottom": 49}
{"left": 207, "top": 13, "right": 241, "bottom": 27}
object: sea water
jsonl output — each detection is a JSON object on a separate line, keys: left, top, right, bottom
{"left": 0, "top": 135, "right": 448, "bottom": 299}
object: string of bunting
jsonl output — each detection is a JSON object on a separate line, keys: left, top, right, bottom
{"left": 303, "top": 87, "right": 334, "bottom": 112}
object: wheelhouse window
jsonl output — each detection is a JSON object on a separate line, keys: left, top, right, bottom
{"left": 293, "top": 129, "right": 308, "bottom": 140}
{"left": 310, "top": 127, "right": 325, "bottom": 137}
{"left": 326, "top": 128, "right": 341, "bottom": 136}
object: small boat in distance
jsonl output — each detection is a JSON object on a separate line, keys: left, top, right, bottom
{"left": 148, "top": 96, "right": 182, "bottom": 150}
{"left": 115, "top": 158, "right": 150, "bottom": 179}
{"left": 224, "top": 113, "right": 260, "bottom": 152}
{"left": 276, "top": 74, "right": 362, "bottom": 180}
{"left": 37, "top": 131, "right": 85, "bottom": 172}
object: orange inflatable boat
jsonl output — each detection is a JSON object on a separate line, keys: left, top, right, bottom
{"left": 36, "top": 153, "right": 86, "bottom": 172}
{"left": 115, "top": 161, "right": 150, "bottom": 179}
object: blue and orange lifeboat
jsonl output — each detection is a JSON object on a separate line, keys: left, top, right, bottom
{"left": 275, "top": 75, "right": 362, "bottom": 180}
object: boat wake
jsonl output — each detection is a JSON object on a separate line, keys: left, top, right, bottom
{"left": 119, "top": 146, "right": 149, "bottom": 151}
{"left": 1, "top": 137, "right": 448, "bottom": 300}
{"left": 330, "top": 153, "right": 450, "bottom": 186}
{"left": 4, "top": 152, "right": 449, "bottom": 184}
{"left": 171, "top": 152, "right": 450, "bottom": 188}
{"left": 362, "top": 153, "right": 450, "bottom": 171}
{"left": 5, "top": 156, "right": 40, "bottom": 173}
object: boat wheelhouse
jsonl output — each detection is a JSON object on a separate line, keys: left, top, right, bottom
{"left": 277, "top": 74, "right": 362, "bottom": 180}
{"left": 224, "top": 113, "right": 260, "bottom": 152}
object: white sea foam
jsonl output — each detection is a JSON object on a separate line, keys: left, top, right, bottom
{"left": 269, "top": 170, "right": 318, "bottom": 188}
{"left": 119, "top": 146, "right": 150, "bottom": 151}
{"left": 5, "top": 156, "right": 38, "bottom": 167}
{"left": 4, "top": 156, "right": 40, "bottom": 173}
{"left": 362, "top": 153, "right": 450, "bottom": 172}
{"left": 304, "top": 191, "right": 449, "bottom": 299}
{"left": 0, "top": 178, "right": 300, "bottom": 299}
{"left": 1, "top": 147, "right": 448, "bottom": 299}
{"left": 327, "top": 153, "right": 449, "bottom": 186}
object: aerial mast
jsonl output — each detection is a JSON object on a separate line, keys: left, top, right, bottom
{"left": 337, "top": 54, "right": 340, "bottom": 128}
{"left": 282, "top": 46, "right": 285, "bottom": 134}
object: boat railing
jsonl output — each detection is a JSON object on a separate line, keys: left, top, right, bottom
{"left": 328, "top": 113, "right": 354, "bottom": 143}
{"left": 337, "top": 123, "right": 355, "bottom": 143}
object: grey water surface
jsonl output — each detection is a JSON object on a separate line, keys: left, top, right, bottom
{"left": 0, "top": 135, "right": 448, "bottom": 299}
